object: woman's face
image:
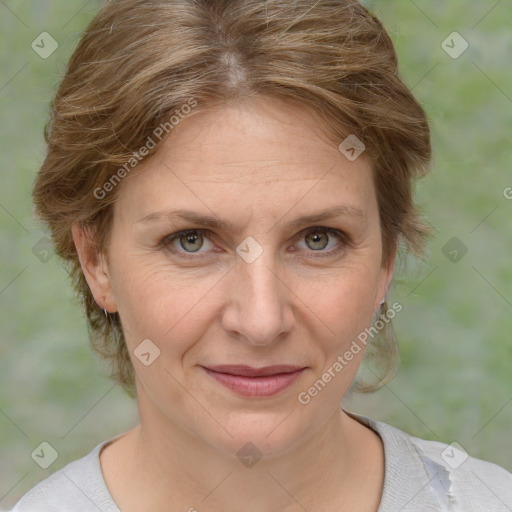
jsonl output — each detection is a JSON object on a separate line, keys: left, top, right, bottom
{"left": 81, "top": 97, "right": 394, "bottom": 457}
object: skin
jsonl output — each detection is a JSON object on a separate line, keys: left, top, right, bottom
{"left": 72, "top": 96, "right": 396, "bottom": 512}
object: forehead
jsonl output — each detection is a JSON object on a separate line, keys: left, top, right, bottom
{"left": 152, "top": 98, "right": 358, "bottom": 178}
{"left": 116, "top": 97, "right": 376, "bottom": 224}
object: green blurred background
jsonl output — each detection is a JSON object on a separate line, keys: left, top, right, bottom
{"left": 1, "top": 0, "right": 511, "bottom": 507}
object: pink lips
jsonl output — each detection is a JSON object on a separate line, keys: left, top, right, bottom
{"left": 201, "top": 364, "right": 306, "bottom": 397}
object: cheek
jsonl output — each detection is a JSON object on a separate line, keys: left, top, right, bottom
{"left": 109, "top": 257, "right": 220, "bottom": 353}
{"left": 294, "top": 264, "right": 380, "bottom": 340}
{"left": 108, "top": 234, "right": 382, "bottom": 366}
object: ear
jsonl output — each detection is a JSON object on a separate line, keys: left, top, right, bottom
{"left": 71, "top": 222, "right": 117, "bottom": 313}
{"left": 374, "top": 242, "right": 397, "bottom": 311}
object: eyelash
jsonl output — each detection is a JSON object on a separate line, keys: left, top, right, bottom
{"left": 160, "top": 227, "right": 349, "bottom": 260}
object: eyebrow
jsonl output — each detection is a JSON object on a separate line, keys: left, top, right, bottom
{"left": 137, "top": 206, "right": 366, "bottom": 231}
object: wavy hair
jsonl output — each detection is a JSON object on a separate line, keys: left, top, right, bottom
{"left": 33, "top": 0, "right": 432, "bottom": 397}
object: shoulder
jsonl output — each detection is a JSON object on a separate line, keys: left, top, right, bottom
{"left": 6, "top": 440, "right": 119, "bottom": 512}
{"left": 346, "top": 410, "right": 512, "bottom": 511}
{"left": 410, "top": 434, "right": 512, "bottom": 509}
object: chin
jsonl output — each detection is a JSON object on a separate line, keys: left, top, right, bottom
{"left": 194, "top": 402, "right": 333, "bottom": 464}
{"left": 204, "top": 416, "right": 307, "bottom": 462}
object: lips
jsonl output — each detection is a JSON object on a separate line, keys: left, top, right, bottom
{"left": 203, "top": 364, "right": 305, "bottom": 377}
{"left": 201, "top": 364, "right": 307, "bottom": 397}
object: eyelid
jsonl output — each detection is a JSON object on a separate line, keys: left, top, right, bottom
{"left": 161, "top": 226, "right": 349, "bottom": 258}
{"left": 292, "top": 226, "right": 349, "bottom": 256}
{"left": 161, "top": 228, "right": 214, "bottom": 257}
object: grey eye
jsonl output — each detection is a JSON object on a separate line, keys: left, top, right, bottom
{"left": 305, "top": 231, "right": 329, "bottom": 250}
{"left": 179, "top": 232, "right": 204, "bottom": 252}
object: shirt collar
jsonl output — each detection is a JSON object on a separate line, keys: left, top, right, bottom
{"left": 345, "top": 410, "right": 454, "bottom": 511}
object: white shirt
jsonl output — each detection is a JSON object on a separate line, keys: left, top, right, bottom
{"left": 6, "top": 411, "right": 512, "bottom": 511}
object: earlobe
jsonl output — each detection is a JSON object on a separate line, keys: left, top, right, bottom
{"left": 71, "top": 223, "right": 117, "bottom": 312}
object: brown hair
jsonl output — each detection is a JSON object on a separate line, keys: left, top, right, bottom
{"left": 33, "top": 0, "right": 431, "bottom": 397}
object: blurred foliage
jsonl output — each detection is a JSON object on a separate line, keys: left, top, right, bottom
{"left": 1, "top": 0, "right": 511, "bottom": 507}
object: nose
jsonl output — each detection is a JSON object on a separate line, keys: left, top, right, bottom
{"left": 221, "top": 253, "right": 295, "bottom": 346}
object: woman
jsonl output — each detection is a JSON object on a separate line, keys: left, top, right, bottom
{"left": 8, "top": 0, "right": 511, "bottom": 511}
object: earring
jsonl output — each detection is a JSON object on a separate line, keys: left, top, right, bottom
{"left": 371, "top": 298, "right": 386, "bottom": 325}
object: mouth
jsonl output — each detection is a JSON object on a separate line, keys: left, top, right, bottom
{"left": 200, "top": 365, "right": 307, "bottom": 397}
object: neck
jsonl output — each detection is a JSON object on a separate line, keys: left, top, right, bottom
{"left": 102, "top": 395, "right": 384, "bottom": 512}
